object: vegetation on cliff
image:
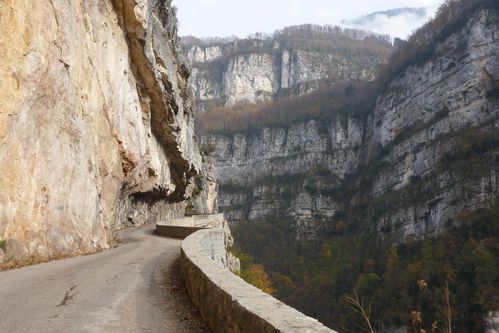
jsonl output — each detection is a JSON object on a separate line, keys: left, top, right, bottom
{"left": 195, "top": 80, "right": 375, "bottom": 135}
{"left": 234, "top": 203, "right": 499, "bottom": 332}
{"left": 183, "top": 24, "right": 392, "bottom": 63}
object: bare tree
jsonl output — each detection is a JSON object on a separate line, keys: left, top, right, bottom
{"left": 444, "top": 280, "right": 453, "bottom": 333}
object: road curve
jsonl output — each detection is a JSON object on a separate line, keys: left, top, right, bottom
{"left": 0, "top": 224, "right": 206, "bottom": 333}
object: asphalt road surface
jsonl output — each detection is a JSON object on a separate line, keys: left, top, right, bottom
{"left": 0, "top": 224, "right": 208, "bottom": 333}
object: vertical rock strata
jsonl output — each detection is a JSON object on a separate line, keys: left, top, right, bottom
{"left": 0, "top": 0, "right": 201, "bottom": 261}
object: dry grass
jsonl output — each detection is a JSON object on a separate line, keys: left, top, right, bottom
{"left": 0, "top": 249, "right": 95, "bottom": 272}
{"left": 346, "top": 290, "right": 375, "bottom": 333}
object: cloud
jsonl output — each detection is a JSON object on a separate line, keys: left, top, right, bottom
{"left": 173, "top": 0, "right": 447, "bottom": 39}
{"left": 342, "top": 7, "right": 438, "bottom": 39}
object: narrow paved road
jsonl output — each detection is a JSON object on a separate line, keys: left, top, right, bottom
{"left": 0, "top": 224, "right": 208, "bottom": 333}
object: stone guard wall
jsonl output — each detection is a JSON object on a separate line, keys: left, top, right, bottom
{"left": 156, "top": 214, "right": 225, "bottom": 239}
{"left": 180, "top": 228, "right": 336, "bottom": 333}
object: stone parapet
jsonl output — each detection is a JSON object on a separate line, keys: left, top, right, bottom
{"left": 180, "top": 228, "right": 336, "bottom": 333}
{"left": 156, "top": 214, "right": 225, "bottom": 239}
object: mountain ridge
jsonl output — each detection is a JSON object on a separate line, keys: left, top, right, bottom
{"left": 182, "top": 24, "right": 392, "bottom": 112}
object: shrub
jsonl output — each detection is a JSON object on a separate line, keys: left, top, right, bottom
{"left": 486, "top": 88, "right": 499, "bottom": 99}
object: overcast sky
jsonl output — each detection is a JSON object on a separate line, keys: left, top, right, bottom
{"left": 172, "top": 0, "right": 446, "bottom": 39}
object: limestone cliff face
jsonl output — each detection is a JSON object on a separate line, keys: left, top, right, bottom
{"left": 204, "top": 119, "right": 362, "bottom": 183}
{"left": 203, "top": 119, "right": 363, "bottom": 237}
{"left": 203, "top": 8, "right": 499, "bottom": 240}
{"left": 182, "top": 26, "right": 392, "bottom": 112}
{"left": 0, "top": 0, "right": 202, "bottom": 262}
{"left": 363, "top": 8, "right": 499, "bottom": 239}
{"left": 186, "top": 154, "right": 219, "bottom": 215}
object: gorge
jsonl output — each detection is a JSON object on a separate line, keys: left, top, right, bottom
{"left": 192, "top": 1, "right": 499, "bottom": 331}
{"left": 197, "top": 3, "right": 499, "bottom": 241}
{"left": 0, "top": 0, "right": 498, "bottom": 332}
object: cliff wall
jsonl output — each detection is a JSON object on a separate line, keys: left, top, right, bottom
{"left": 182, "top": 26, "right": 393, "bottom": 112}
{"left": 0, "top": 0, "right": 202, "bottom": 262}
{"left": 202, "top": 119, "right": 363, "bottom": 237}
{"left": 364, "top": 7, "right": 499, "bottom": 239}
{"left": 203, "top": 8, "right": 499, "bottom": 240}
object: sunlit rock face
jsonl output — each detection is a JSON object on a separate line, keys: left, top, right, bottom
{"left": 0, "top": 0, "right": 203, "bottom": 261}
